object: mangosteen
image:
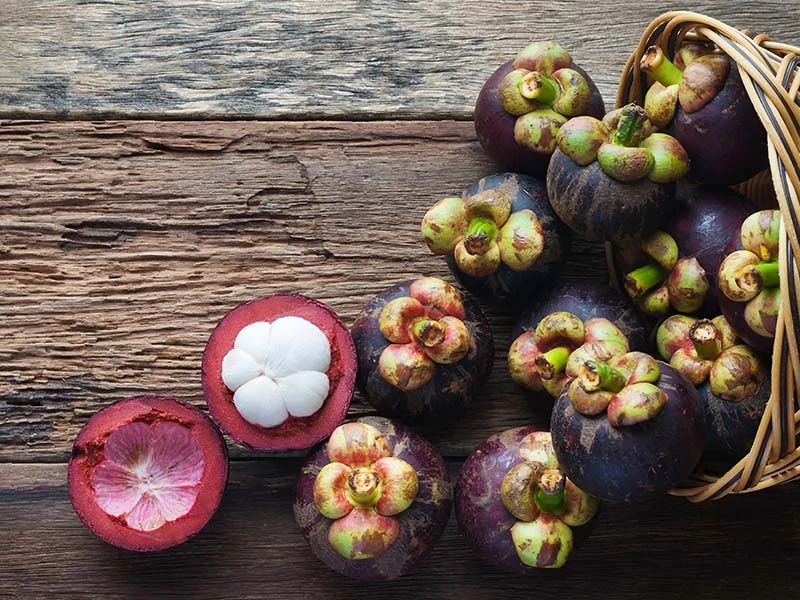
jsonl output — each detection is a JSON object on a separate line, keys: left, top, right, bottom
{"left": 717, "top": 210, "right": 781, "bottom": 354}
{"left": 456, "top": 427, "right": 598, "bottom": 572}
{"left": 293, "top": 416, "right": 452, "bottom": 581}
{"left": 613, "top": 183, "right": 755, "bottom": 318}
{"left": 656, "top": 314, "right": 770, "bottom": 469}
{"left": 202, "top": 293, "right": 357, "bottom": 451}
{"left": 474, "top": 41, "right": 606, "bottom": 176}
{"left": 550, "top": 351, "right": 705, "bottom": 503}
{"left": 641, "top": 43, "right": 767, "bottom": 186}
{"left": 421, "top": 172, "right": 571, "bottom": 307}
{"left": 351, "top": 276, "right": 493, "bottom": 421}
{"left": 508, "top": 311, "right": 631, "bottom": 404}
{"left": 546, "top": 103, "right": 689, "bottom": 242}
{"left": 67, "top": 395, "right": 229, "bottom": 552}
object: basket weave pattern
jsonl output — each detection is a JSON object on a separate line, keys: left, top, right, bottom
{"left": 615, "top": 11, "right": 800, "bottom": 501}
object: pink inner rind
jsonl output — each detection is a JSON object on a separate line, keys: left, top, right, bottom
{"left": 202, "top": 294, "right": 357, "bottom": 451}
{"left": 67, "top": 396, "right": 229, "bottom": 552}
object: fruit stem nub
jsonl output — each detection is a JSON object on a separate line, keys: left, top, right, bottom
{"left": 624, "top": 262, "right": 668, "bottom": 299}
{"left": 579, "top": 361, "right": 627, "bottom": 393}
{"left": 534, "top": 469, "right": 566, "bottom": 513}
{"left": 689, "top": 319, "right": 722, "bottom": 360}
{"left": 640, "top": 45, "right": 684, "bottom": 87}
{"left": 534, "top": 346, "right": 571, "bottom": 380}
{"left": 611, "top": 104, "right": 650, "bottom": 147}
{"left": 735, "top": 261, "right": 780, "bottom": 293}
{"left": 464, "top": 217, "right": 499, "bottom": 255}
{"left": 519, "top": 71, "right": 560, "bottom": 106}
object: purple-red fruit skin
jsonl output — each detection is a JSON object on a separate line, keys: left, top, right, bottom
{"left": 474, "top": 61, "right": 605, "bottom": 176}
{"left": 551, "top": 364, "right": 705, "bottom": 503}
{"left": 448, "top": 172, "right": 571, "bottom": 308}
{"left": 351, "top": 281, "right": 494, "bottom": 421}
{"left": 455, "top": 426, "right": 596, "bottom": 574}
{"left": 293, "top": 416, "right": 452, "bottom": 581}
{"left": 512, "top": 280, "right": 652, "bottom": 353}
{"left": 668, "top": 62, "right": 767, "bottom": 186}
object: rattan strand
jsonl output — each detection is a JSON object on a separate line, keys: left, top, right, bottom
{"left": 613, "top": 11, "right": 800, "bottom": 501}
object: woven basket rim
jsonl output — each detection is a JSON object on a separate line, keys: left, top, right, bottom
{"left": 613, "top": 11, "right": 800, "bottom": 501}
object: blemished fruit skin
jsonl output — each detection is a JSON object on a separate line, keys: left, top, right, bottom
{"left": 551, "top": 363, "right": 706, "bottom": 503}
{"left": 67, "top": 395, "right": 229, "bottom": 552}
{"left": 202, "top": 293, "right": 357, "bottom": 451}
{"left": 351, "top": 279, "right": 494, "bottom": 421}
{"left": 293, "top": 416, "right": 452, "bottom": 581}
{"left": 474, "top": 61, "right": 605, "bottom": 176}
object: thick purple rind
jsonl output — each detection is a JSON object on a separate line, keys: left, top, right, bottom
{"left": 446, "top": 172, "right": 572, "bottom": 308}
{"left": 698, "top": 376, "right": 770, "bottom": 472}
{"left": 718, "top": 228, "right": 776, "bottom": 354}
{"left": 351, "top": 280, "right": 494, "bottom": 421}
{"left": 551, "top": 363, "right": 706, "bottom": 503}
{"left": 512, "top": 280, "right": 652, "bottom": 353}
{"left": 455, "top": 426, "right": 596, "bottom": 575}
{"left": 293, "top": 417, "right": 452, "bottom": 581}
{"left": 667, "top": 61, "right": 768, "bottom": 187}
{"left": 474, "top": 61, "right": 605, "bottom": 177}
{"left": 546, "top": 148, "right": 674, "bottom": 243}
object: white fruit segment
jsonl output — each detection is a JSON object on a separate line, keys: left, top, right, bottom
{"left": 92, "top": 422, "right": 205, "bottom": 532}
{"left": 221, "top": 317, "right": 332, "bottom": 428}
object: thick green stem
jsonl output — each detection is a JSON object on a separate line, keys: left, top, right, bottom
{"left": 640, "top": 45, "right": 684, "bottom": 87}
{"left": 534, "top": 346, "right": 571, "bottom": 380}
{"left": 689, "top": 319, "right": 722, "bottom": 360}
{"left": 579, "top": 361, "right": 627, "bottom": 393}
{"left": 348, "top": 469, "right": 381, "bottom": 507}
{"left": 624, "top": 263, "right": 668, "bottom": 299}
{"left": 610, "top": 104, "right": 649, "bottom": 147}
{"left": 463, "top": 217, "right": 499, "bottom": 255}
{"left": 519, "top": 71, "right": 559, "bottom": 106}
{"left": 410, "top": 318, "right": 446, "bottom": 348}
{"left": 735, "top": 261, "right": 780, "bottom": 295}
{"left": 534, "top": 469, "right": 566, "bottom": 513}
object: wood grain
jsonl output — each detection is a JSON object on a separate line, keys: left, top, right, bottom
{"left": 0, "top": 119, "right": 606, "bottom": 461}
{"left": 1, "top": 461, "right": 798, "bottom": 599}
{"left": 1, "top": 1, "right": 798, "bottom": 119}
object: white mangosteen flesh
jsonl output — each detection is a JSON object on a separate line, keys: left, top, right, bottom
{"left": 91, "top": 422, "right": 205, "bottom": 532}
{"left": 221, "top": 317, "right": 332, "bottom": 428}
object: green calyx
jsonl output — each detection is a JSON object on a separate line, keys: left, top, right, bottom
{"left": 557, "top": 104, "right": 688, "bottom": 182}
{"left": 656, "top": 315, "right": 737, "bottom": 386}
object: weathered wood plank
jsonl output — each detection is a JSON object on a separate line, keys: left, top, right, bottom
{"left": 0, "top": 119, "right": 606, "bottom": 461}
{"left": 1, "top": 461, "right": 798, "bottom": 599}
{"left": 1, "top": 1, "right": 798, "bottom": 119}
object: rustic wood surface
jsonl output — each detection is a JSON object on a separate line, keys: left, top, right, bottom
{"left": 2, "top": 1, "right": 800, "bottom": 598}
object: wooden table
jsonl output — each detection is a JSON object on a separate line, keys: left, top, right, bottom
{"left": 2, "top": 2, "right": 799, "bottom": 598}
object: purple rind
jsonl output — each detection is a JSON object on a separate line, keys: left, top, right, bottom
{"left": 293, "top": 417, "right": 452, "bottom": 581}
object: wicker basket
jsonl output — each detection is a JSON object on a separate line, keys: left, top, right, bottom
{"left": 613, "top": 11, "right": 800, "bottom": 501}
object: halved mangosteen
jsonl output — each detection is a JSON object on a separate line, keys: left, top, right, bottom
{"left": 202, "top": 294, "right": 357, "bottom": 451}
{"left": 67, "top": 395, "right": 228, "bottom": 552}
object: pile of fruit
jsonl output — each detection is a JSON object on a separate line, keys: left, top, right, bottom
{"left": 66, "top": 28, "right": 790, "bottom": 579}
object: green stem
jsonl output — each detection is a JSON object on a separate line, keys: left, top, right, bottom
{"left": 579, "top": 361, "right": 627, "bottom": 393}
{"left": 611, "top": 104, "right": 649, "bottom": 147}
{"left": 735, "top": 261, "right": 780, "bottom": 295}
{"left": 534, "top": 346, "right": 571, "bottom": 380}
{"left": 463, "top": 217, "right": 499, "bottom": 255}
{"left": 534, "top": 469, "right": 566, "bottom": 513}
{"left": 519, "top": 71, "right": 559, "bottom": 106}
{"left": 754, "top": 261, "right": 780, "bottom": 289}
{"left": 410, "top": 318, "right": 446, "bottom": 348}
{"left": 640, "top": 45, "right": 684, "bottom": 87}
{"left": 624, "top": 262, "right": 668, "bottom": 299}
{"left": 689, "top": 319, "right": 722, "bottom": 360}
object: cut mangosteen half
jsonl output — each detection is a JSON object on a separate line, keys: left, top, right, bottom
{"left": 202, "top": 294, "right": 357, "bottom": 451}
{"left": 67, "top": 395, "right": 229, "bottom": 552}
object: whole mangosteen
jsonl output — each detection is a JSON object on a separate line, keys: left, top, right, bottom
{"left": 546, "top": 103, "right": 689, "bottom": 242}
{"left": 717, "top": 210, "right": 781, "bottom": 354}
{"left": 421, "top": 172, "right": 571, "bottom": 307}
{"left": 474, "top": 41, "right": 605, "bottom": 176}
{"left": 455, "top": 427, "right": 598, "bottom": 572}
{"left": 351, "top": 276, "right": 493, "bottom": 421}
{"left": 202, "top": 293, "right": 357, "bottom": 451}
{"left": 550, "top": 351, "right": 705, "bottom": 503}
{"left": 656, "top": 314, "right": 770, "bottom": 469}
{"left": 293, "top": 416, "right": 452, "bottom": 581}
{"left": 613, "top": 183, "right": 756, "bottom": 318}
{"left": 68, "top": 395, "right": 229, "bottom": 552}
{"left": 641, "top": 43, "right": 768, "bottom": 186}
